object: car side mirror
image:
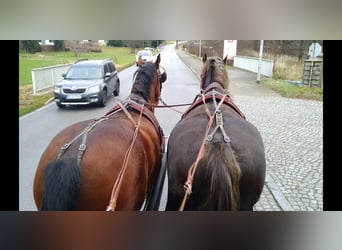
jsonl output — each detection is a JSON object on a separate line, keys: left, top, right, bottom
{"left": 104, "top": 72, "right": 111, "bottom": 78}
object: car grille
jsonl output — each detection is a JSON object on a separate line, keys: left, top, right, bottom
{"left": 63, "top": 88, "right": 87, "bottom": 94}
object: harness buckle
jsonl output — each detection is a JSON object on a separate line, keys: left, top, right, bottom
{"left": 223, "top": 136, "right": 231, "bottom": 143}
{"left": 61, "top": 143, "right": 70, "bottom": 150}
{"left": 184, "top": 182, "right": 192, "bottom": 195}
{"left": 215, "top": 110, "right": 223, "bottom": 126}
{"left": 79, "top": 144, "right": 87, "bottom": 151}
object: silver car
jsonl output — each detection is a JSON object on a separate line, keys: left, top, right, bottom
{"left": 135, "top": 50, "right": 153, "bottom": 66}
{"left": 54, "top": 58, "right": 120, "bottom": 108}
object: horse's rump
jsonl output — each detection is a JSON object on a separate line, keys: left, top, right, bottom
{"left": 166, "top": 102, "right": 266, "bottom": 211}
{"left": 166, "top": 54, "right": 266, "bottom": 211}
{"left": 34, "top": 112, "right": 162, "bottom": 210}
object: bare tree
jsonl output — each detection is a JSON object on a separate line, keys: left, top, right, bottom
{"left": 64, "top": 40, "right": 93, "bottom": 57}
{"left": 123, "top": 40, "right": 152, "bottom": 54}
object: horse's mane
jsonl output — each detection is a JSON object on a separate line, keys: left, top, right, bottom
{"left": 131, "top": 62, "right": 157, "bottom": 102}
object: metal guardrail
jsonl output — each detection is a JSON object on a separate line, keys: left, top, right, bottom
{"left": 31, "top": 63, "right": 72, "bottom": 94}
{"left": 233, "top": 56, "right": 274, "bottom": 78}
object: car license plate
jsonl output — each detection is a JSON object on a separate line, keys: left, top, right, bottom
{"left": 67, "top": 94, "right": 81, "bottom": 99}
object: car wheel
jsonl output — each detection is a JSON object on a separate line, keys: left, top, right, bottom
{"left": 98, "top": 89, "right": 107, "bottom": 107}
{"left": 113, "top": 81, "right": 120, "bottom": 96}
{"left": 56, "top": 102, "right": 66, "bottom": 108}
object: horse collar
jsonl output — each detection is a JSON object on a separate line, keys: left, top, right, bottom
{"left": 104, "top": 100, "right": 165, "bottom": 152}
{"left": 203, "top": 82, "right": 225, "bottom": 94}
{"left": 127, "top": 94, "right": 147, "bottom": 105}
{"left": 182, "top": 89, "right": 246, "bottom": 120}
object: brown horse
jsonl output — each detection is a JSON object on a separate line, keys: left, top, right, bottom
{"left": 165, "top": 54, "right": 266, "bottom": 211}
{"left": 33, "top": 54, "right": 166, "bottom": 211}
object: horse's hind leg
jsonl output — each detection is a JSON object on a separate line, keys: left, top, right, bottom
{"left": 240, "top": 204, "right": 254, "bottom": 211}
{"left": 239, "top": 197, "right": 258, "bottom": 211}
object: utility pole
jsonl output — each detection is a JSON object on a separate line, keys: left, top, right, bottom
{"left": 199, "top": 40, "right": 202, "bottom": 57}
{"left": 257, "top": 40, "right": 264, "bottom": 83}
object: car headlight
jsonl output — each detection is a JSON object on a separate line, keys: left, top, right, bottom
{"left": 54, "top": 86, "right": 61, "bottom": 93}
{"left": 88, "top": 85, "right": 101, "bottom": 93}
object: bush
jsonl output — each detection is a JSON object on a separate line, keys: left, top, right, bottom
{"left": 22, "top": 40, "right": 42, "bottom": 53}
{"left": 53, "top": 40, "right": 65, "bottom": 51}
{"left": 90, "top": 48, "right": 102, "bottom": 53}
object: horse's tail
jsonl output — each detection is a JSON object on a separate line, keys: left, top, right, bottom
{"left": 199, "top": 143, "right": 241, "bottom": 210}
{"left": 41, "top": 158, "right": 80, "bottom": 210}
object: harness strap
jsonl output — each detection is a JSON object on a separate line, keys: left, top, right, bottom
{"left": 181, "top": 88, "right": 246, "bottom": 120}
{"left": 118, "top": 101, "right": 137, "bottom": 126}
{"left": 179, "top": 95, "right": 227, "bottom": 211}
{"left": 57, "top": 117, "right": 109, "bottom": 164}
{"left": 206, "top": 110, "right": 231, "bottom": 143}
{"left": 106, "top": 99, "right": 164, "bottom": 149}
{"left": 106, "top": 104, "right": 144, "bottom": 211}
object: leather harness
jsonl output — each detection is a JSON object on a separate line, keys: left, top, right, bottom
{"left": 181, "top": 82, "right": 246, "bottom": 120}
{"left": 105, "top": 97, "right": 165, "bottom": 152}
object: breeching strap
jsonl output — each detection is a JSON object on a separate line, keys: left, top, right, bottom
{"left": 57, "top": 116, "right": 109, "bottom": 165}
{"left": 106, "top": 101, "right": 144, "bottom": 211}
{"left": 179, "top": 94, "right": 227, "bottom": 211}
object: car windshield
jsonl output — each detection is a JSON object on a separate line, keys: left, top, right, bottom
{"left": 65, "top": 65, "right": 102, "bottom": 79}
{"left": 138, "top": 50, "right": 152, "bottom": 56}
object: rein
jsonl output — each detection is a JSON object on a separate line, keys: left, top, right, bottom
{"left": 106, "top": 101, "right": 144, "bottom": 211}
{"left": 179, "top": 93, "right": 227, "bottom": 211}
{"left": 158, "top": 97, "right": 192, "bottom": 114}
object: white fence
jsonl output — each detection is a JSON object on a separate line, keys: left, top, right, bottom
{"left": 31, "top": 64, "right": 72, "bottom": 94}
{"left": 233, "top": 56, "right": 274, "bottom": 78}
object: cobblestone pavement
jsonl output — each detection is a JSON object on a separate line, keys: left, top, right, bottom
{"left": 174, "top": 47, "right": 323, "bottom": 211}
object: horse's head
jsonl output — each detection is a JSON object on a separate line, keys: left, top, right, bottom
{"left": 200, "top": 54, "right": 229, "bottom": 91}
{"left": 131, "top": 53, "right": 166, "bottom": 111}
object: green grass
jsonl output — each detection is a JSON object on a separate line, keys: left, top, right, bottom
{"left": 19, "top": 46, "right": 144, "bottom": 116}
{"left": 19, "top": 46, "right": 137, "bottom": 86}
{"left": 260, "top": 78, "right": 323, "bottom": 101}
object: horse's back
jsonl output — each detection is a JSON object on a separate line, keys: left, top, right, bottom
{"left": 168, "top": 104, "right": 265, "bottom": 168}
{"left": 166, "top": 104, "right": 266, "bottom": 210}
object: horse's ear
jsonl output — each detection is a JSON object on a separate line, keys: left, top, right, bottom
{"left": 155, "top": 53, "right": 161, "bottom": 67}
{"left": 223, "top": 55, "right": 228, "bottom": 65}
{"left": 202, "top": 53, "right": 207, "bottom": 63}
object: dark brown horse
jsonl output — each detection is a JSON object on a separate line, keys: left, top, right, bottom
{"left": 33, "top": 54, "right": 166, "bottom": 211}
{"left": 165, "top": 54, "right": 266, "bottom": 211}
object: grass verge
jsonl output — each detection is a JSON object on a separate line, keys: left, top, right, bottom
{"left": 260, "top": 78, "right": 323, "bottom": 101}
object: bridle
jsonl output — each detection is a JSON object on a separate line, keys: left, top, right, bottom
{"left": 201, "top": 60, "right": 216, "bottom": 91}
{"left": 152, "top": 66, "right": 163, "bottom": 107}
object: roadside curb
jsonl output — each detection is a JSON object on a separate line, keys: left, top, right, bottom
{"left": 265, "top": 173, "right": 294, "bottom": 211}
{"left": 45, "top": 96, "right": 55, "bottom": 105}
{"left": 175, "top": 49, "right": 201, "bottom": 80}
